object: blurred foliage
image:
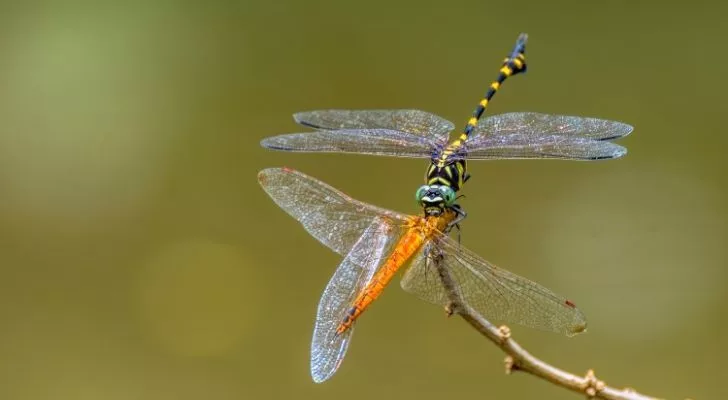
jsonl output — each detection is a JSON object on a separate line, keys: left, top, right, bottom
{"left": 0, "top": 1, "right": 726, "bottom": 399}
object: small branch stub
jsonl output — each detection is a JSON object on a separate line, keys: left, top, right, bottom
{"left": 504, "top": 356, "right": 515, "bottom": 375}
{"left": 498, "top": 325, "right": 511, "bottom": 341}
{"left": 584, "top": 369, "right": 606, "bottom": 398}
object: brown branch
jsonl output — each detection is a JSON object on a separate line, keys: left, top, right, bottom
{"left": 431, "top": 252, "right": 664, "bottom": 400}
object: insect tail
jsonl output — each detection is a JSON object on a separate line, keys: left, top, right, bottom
{"left": 459, "top": 33, "right": 528, "bottom": 142}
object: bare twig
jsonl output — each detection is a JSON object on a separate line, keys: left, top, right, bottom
{"left": 431, "top": 251, "right": 663, "bottom": 400}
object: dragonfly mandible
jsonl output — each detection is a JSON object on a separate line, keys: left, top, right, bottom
{"left": 261, "top": 33, "right": 632, "bottom": 222}
{"left": 259, "top": 167, "right": 587, "bottom": 383}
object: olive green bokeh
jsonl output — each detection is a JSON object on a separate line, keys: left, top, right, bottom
{"left": 0, "top": 1, "right": 726, "bottom": 399}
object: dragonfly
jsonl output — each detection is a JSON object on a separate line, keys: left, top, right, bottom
{"left": 261, "top": 33, "right": 632, "bottom": 221}
{"left": 259, "top": 167, "right": 588, "bottom": 383}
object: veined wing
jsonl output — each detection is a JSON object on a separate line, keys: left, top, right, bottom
{"left": 474, "top": 112, "right": 633, "bottom": 140}
{"left": 294, "top": 109, "right": 454, "bottom": 140}
{"left": 452, "top": 112, "right": 632, "bottom": 160}
{"left": 261, "top": 110, "right": 453, "bottom": 158}
{"left": 261, "top": 129, "right": 442, "bottom": 158}
{"left": 401, "top": 235, "right": 587, "bottom": 336}
{"left": 311, "top": 217, "right": 396, "bottom": 383}
{"left": 258, "top": 167, "right": 409, "bottom": 256}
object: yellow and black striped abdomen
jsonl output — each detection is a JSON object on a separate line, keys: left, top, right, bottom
{"left": 434, "top": 33, "right": 529, "bottom": 179}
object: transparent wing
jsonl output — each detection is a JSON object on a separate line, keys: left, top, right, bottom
{"left": 474, "top": 112, "right": 633, "bottom": 140}
{"left": 453, "top": 112, "right": 632, "bottom": 160}
{"left": 258, "top": 167, "right": 409, "bottom": 256}
{"left": 460, "top": 134, "right": 627, "bottom": 160}
{"left": 295, "top": 109, "right": 454, "bottom": 140}
{"left": 399, "top": 245, "right": 449, "bottom": 306}
{"left": 261, "top": 129, "right": 442, "bottom": 158}
{"left": 261, "top": 109, "right": 454, "bottom": 158}
{"left": 311, "top": 217, "right": 394, "bottom": 383}
{"left": 401, "top": 236, "right": 587, "bottom": 336}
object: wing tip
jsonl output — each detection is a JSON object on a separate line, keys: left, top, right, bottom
{"left": 260, "top": 136, "right": 293, "bottom": 151}
{"left": 565, "top": 304, "right": 588, "bottom": 337}
{"left": 591, "top": 120, "right": 634, "bottom": 141}
{"left": 310, "top": 356, "right": 344, "bottom": 384}
{"left": 605, "top": 145, "right": 628, "bottom": 160}
{"left": 567, "top": 319, "right": 588, "bottom": 337}
{"left": 614, "top": 122, "right": 634, "bottom": 139}
{"left": 257, "top": 167, "right": 296, "bottom": 184}
{"left": 259, "top": 136, "right": 276, "bottom": 148}
{"left": 293, "top": 111, "right": 324, "bottom": 129}
{"left": 256, "top": 168, "right": 271, "bottom": 185}
{"left": 310, "top": 330, "right": 350, "bottom": 384}
{"left": 292, "top": 111, "right": 306, "bottom": 123}
{"left": 310, "top": 370, "right": 329, "bottom": 384}
{"left": 586, "top": 143, "right": 628, "bottom": 160}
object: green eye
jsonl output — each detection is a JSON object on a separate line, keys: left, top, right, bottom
{"left": 438, "top": 186, "right": 456, "bottom": 206}
{"left": 415, "top": 185, "right": 429, "bottom": 204}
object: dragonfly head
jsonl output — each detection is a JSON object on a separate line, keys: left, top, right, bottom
{"left": 415, "top": 184, "right": 456, "bottom": 216}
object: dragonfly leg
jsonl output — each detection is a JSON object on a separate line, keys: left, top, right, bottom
{"left": 446, "top": 204, "right": 467, "bottom": 235}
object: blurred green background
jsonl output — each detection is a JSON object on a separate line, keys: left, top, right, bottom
{"left": 0, "top": 1, "right": 725, "bottom": 399}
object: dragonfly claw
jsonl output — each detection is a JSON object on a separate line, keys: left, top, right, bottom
{"left": 445, "top": 204, "right": 467, "bottom": 235}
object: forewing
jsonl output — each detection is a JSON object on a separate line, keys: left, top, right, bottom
{"left": 311, "top": 217, "right": 395, "bottom": 383}
{"left": 258, "top": 167, "right": 409, "bottom": 256}
{"left": 460, "top": 134, "right": 627, "bottom": 160}
{"left": 294, "top": 109, "right": 454, "bottom": 140}
{"left": 456, "top": 112, "right": 631, "bottom": 160}
{"left": 401, "top": 235, "right": 587, "bottom": 336}
{"left": 261, "top": 110, "right": 453, "bottom": 158}
{"left": 261, "top": 129, "right": 440, "bottom": 158}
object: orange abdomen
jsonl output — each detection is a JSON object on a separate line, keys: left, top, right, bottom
{"left": 335, "top": 229, "right": 424, "bottom": 334}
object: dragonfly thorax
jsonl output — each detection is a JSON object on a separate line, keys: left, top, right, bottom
{"left": 426, "top": 159, "right": 467, "bottom": 192}
{"left": 415, "top": 184, "right": 456, "bottom": 216}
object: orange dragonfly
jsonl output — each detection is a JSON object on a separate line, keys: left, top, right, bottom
{"left": 258, "top": 167, "right": 586, "bottom": 383}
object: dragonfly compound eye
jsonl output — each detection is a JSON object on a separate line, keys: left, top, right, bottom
{"left": 438, "top": 186, "right": 456, "bottom": 206}
{"left": 416, "top": 184, "right": 456, "bottom": 208}
{"left": 415, "top": 185, "right": 430, "bottom": 204}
